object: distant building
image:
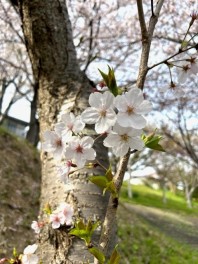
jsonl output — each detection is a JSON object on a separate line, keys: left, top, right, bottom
{"left": 1, "top": 115, "right": 29, "bottom": 138}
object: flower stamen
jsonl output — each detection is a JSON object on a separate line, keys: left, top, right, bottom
{"left": 126, "top": 106, "right": 134, "bottom": 115}
{"left": 56, "top": 139, "right": 62, "bottom": 147}
{"left": 75, "top": 144, "right": 83, "bottom": 153}
{"left": 121, "top": 134, "right": 129, "bottom": 142}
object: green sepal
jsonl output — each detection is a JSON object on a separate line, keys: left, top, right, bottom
{"left": 107, "top": 245, "right": 120, "bottom": 264}
{"left": 88, "top": 247, "right": 105, "bottom": 264}
{"left": 98, "top": 66, "right": 118, "bottom": 96}
{"left": 142, "top": 130, "right": 165, "bottom": 152}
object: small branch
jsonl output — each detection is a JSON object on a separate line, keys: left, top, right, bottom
{"left": 151, "top": 0, "right": 154, "bottom": 17}
{"left": 136, "top": 0, "right": 165, "bottom": 89}
{"left": 148, "top": 43, "right": 198, "bottom": 71}
{"left": 136, "top": 0, "right": 148, "bottom": 40}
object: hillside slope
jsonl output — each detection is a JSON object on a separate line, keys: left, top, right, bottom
{"left": 0, "top": 128, "right": 41, "bottom": 258}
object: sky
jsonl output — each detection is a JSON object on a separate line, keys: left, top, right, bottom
{"left": 2, "top": 84, "right": 30, "bottom": 122}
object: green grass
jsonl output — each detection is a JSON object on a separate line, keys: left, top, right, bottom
{"left": 120, "top": 183, "right": 198, "bottom": 215}
{"left": 118, "top": 204, "right": 198, "bottom": 264}
{"left": 118, "top": 184, "right": 198, "bottom": 263}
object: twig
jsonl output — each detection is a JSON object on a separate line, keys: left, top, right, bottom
{"left": 151, "top": 0, "right": 154, "bottom": 17}
{"left": 136, "top": 0, "right": 148, "bottom": 40}
{"left": 148, "top": 43, "right": 198, "bottom": 71}
{"left": 136, "top": 0, "right": 165, "bottom": 90}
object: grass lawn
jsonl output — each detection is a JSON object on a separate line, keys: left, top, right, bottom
{"left": 117, "top": 184, "right": 198, "bottom": 263}
{"left": 118, "top": 204, "right": 198, "bottom": 264}
{"left": 120, "top": 183, "right": 198, "bottom": 215}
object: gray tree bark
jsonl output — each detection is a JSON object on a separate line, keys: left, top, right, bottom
{"left": 26, "top": 82, "right": 39, "bottom": 146}
{"left": 17, "top": 0, "right": 110, "bottom": 263}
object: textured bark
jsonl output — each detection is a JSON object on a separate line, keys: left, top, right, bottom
{"left": 26, "top": 82, "right": 39, "bottom": 146}
{"left": 17, "top": 1, "right": 110, "bottom": 263}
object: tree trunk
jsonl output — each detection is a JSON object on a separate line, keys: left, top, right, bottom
{"left": 26, "top": 82, "right": 40, "bottom": 146}
{"left": 184, "top": 182, "right": 192, "bottom": 209}
{"left": 0, "top": 78, "right": 7, "bottom": 116}
{"left": 17, "top": 1, "right": 110, "bottom": 263}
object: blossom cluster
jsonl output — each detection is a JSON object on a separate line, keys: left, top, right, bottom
{"left": 31, "top": 202, "right": 74, "bottom": 233}
{"left": 17, "top": 202, "right": 74, "bottom": 264}
{"left": 161, "top": 52, "right": 198, "bottom": 98}
{"left": 42, "top": 87, "right": 152, "bottom": 183}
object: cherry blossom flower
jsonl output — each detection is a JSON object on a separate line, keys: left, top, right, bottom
{"left": 176, "top": 62, "right": 191, "bottom": 83}
{"left": 21, "top": 244, "right": 39, "bottom": 264}
{"left": 50, "top": 203, "right": 74, "bottom": 229}
{"left": 56, "top": 202, "right": 74, "bottom": 226}
{"left": 42, "top": 130, "right": 65, "bottom": 160}
{"left": 65, "top": 136, "right": 96, "bottom": 168}
{"left": 0, "top": 258, "right": 7, "bottom": 264}
{"left": 159, "top": 82, "right": 185, "bottom": 98}
{"left": 31, "top": 220, "right": 44, "bottom": 234}
{"left": 187, "top": 55, "right": 198, "bottom": 75}
{"left": 56, "top": 161, "right": 73, "bottom": 184}
{"left": 81, "top": 91, "right": 117, "bottom": 133}
{"left": 103, "top": 124, "right": 144, "bottom": 157}
{"left": 96, "top": 81, "right": 108, "bottom": 91}
{"left": 55, "top": 113, "right": 85, "bottom": 139}
{"left": 114, "top": 88, "right": 152, "bottom": 129}
{"left": 49, "top": 213, "right": 62, "bottom": 229}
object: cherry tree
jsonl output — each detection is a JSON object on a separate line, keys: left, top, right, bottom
{"left": 0, "top": 0, "right": 197, "bottom": 263}
{"left": 0, "top": 0, "right": 39, "bottom": 145}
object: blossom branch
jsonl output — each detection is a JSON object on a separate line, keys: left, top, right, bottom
{"left": 95, "top": 151, "right": 130, "bottom": 263}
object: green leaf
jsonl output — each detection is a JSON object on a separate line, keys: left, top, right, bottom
{"left": 13, "top": 247, "right": 18, "bottom": 258}
{"left": 69, "top": 229, "right": 90, "bottom": 243}
{"left": 98, "top": 66, "right": 118, "bottom": 96}
{"left": 88, "top": 247, "right": 105, "bottom": 263}
{"left": 69, "top": 219, "right": 101, "bottom": 245}
{"left": 142, "top": 130, "right": 165, "bottom": 152}
{"left": 88, "top": 220, "right": 100, "bottom": 236}
{"left": 98, "top": 69, "right": 109, "bottom": 87}
{"left": 108, "top": 245, "right": 120, "bottom": 264}
{"left": 89, "top": 175, "right": 109, "bottom": 189}
{"left": 76, "top": 219, "right": 86, "bottom": 230}
{"left": 105, "top": 165, "right": 113, "bottom": 181}
{"left": 146, "top": 141, "right": 165, "bottom": 152}
{"left": 107, "top": 181, "right": 117, "bottom": 196}
{"left": 43, "top": 203, "right": 52, "bottom": 215}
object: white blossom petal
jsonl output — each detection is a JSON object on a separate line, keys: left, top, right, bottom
{"left": 23, "top": 244, "right": 38, "bottom": 255}
{"left": 81, "top": 108, "right": 100, "bottom": 124}
{"left": 117, "top": 113, "right": 147, "bottom": 129}
{"left": 128, "top": 137, "right": 144, "bottom": 150}
{"left": 135, "top": 100, "right": 152, "bottom": 115}
{"left": 103, "top": 134, "right": 120, "bottom": 148}
{"left": 89, "top": 92, "right": 103, "bottom": 107}
{"left": 112, "top": 143, "right": 129, "bottom": 157}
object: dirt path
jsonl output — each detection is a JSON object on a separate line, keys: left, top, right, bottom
{"left": 121, "top": 203, "right": 198, "bottom": 248}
